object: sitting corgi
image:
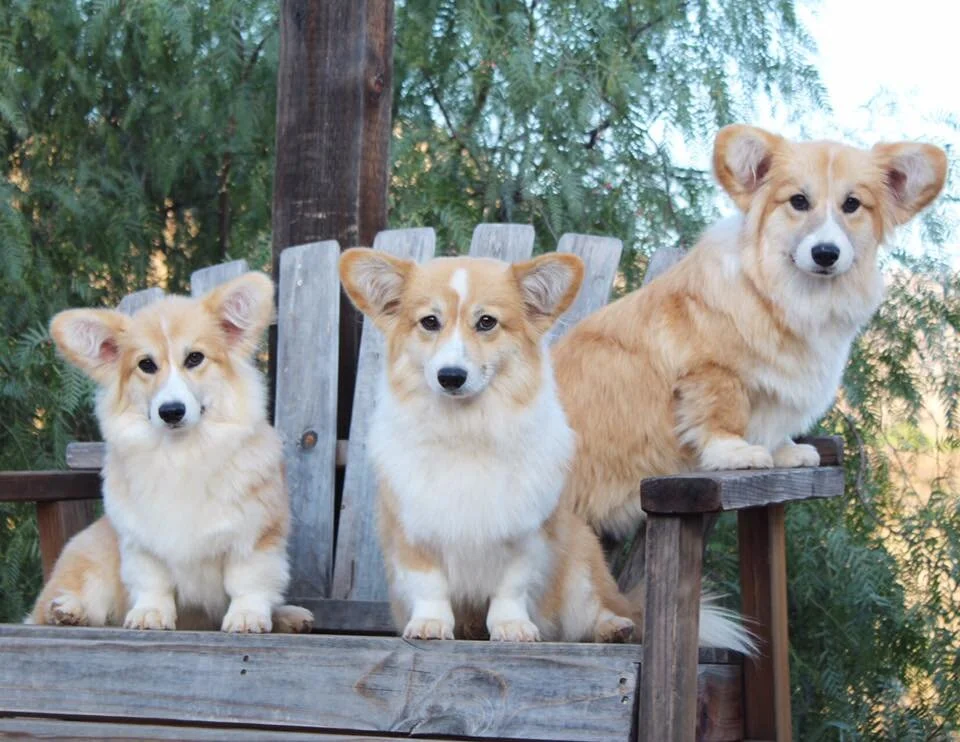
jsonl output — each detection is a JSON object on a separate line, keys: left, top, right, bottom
{"left": 553, "top": 125, "right": 948, "bottom": 537}
{"left": 340, "top": 249, "right": 752, "bottom": 650}
{"left": 30, "top": 273, "right": 313, "bottom": 633}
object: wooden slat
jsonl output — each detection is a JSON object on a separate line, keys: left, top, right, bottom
{"left": 639, "top": 514, "right": 704, "bottom": 742}
{"left": 190, "top": 260, "right": 250, "bottom": 297}
{"left": 0, "top": 471, "right": 101, "bottom": 503}
{"left": 117, "top": 287, "right": 164, "bottom": 315}
{"left": 795, "top": 435, "right": 843, "bottom": 466}
{"left": 36, "top": 500, "right": 98, "bottom": 581}
{"left": 275, "top": 242, "right": 341, "bottom": 599}
{"left": 643, "top": 245, "right": 686, "bottom": 284}
{"left": 697, "top": 664, "right": 745, "bottom": 741}
{"left": 297, "top": 598, "right": 395, "bottom": 634}
{"left": 548, "top": 233, "right": 623, "bottom": 343}
{"left": 467, "top": 223, "right": 535, "bottom": 262}
{"left": 332, "top": 229, "right": 436, "bottom": 602}
{"left": 640, "top": 466, "right": 844, "bottom": 514}
{"left": 0, "top": 628, "right": 638, "bottom": 742}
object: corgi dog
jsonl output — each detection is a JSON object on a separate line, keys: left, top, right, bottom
{"left": 553, "top": 125, "right": 948, "bottom": 538}
{"left": 339, "top": 249, "right": 751, "bottom": 650}
{"left": 30, "top": 273, "right": 313, "bottom": 634}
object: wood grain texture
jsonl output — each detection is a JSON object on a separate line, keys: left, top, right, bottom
{"left": 639, "top": 514, "right": 704, "bottom": 742}
{"left": 189, "top": 260, "right": 250, "bottom": 297}
{"left": 297, "top": 598, "right": 396, "bottom": 634}
{"left": 117, "top": 287, "right": 164, "bottom": 315}
{"left": 548, "top": 233, "right": 623, "bottom": 343}
{"left": 696, "top": 664, "right": 745, "bottom": 741}
{"left": 467, "top": 223, "right": 535, "bottom": 262}
{"left": 0, "top": 628, "right": 637, "bottom": 741}
{"left": 36, "top": 500, "right": 98, "bottom": 581}
{"left": 0, "top": 471, "right": 101, "bottom": 503}
{"left": 640, "top": 466, "right": 844, "bottom": 514}
{"left": 275, "top": 242, "right": 341, "bottom": 599}
{"left": 795, "top": 435, "right": 843, "bottom": 466}
{"left": 332, "top": 229, "right": 436, "bottom": 602}
{"left": 643, "top": 246, "right": 686, "bottom": 285}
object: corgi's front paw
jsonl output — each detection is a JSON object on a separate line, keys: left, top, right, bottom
{"left": 222, "top": 608, "right": 272, "bottom": 633}
{"left": 595, "top": 614, "right": 635, "bottom": 643}
{"left": 403, "top": 617, "right": 454, "bottom": 640}
{"left": 124, "top": 605, "right": 176, "bottom": 631}
{"left": 271, "top": 604, "right": 314, "bottom": 634}
{"left": 50, "top": 594, "right": 88, "bottom": 626}
{"left": 489, "top": 619, "right": 540, "bottom": 642}
{"left": 701, "top": 439, "right": 774, "bottom": 471}
{"left": 773, "top": 442, "right": 820, "bottom": 468}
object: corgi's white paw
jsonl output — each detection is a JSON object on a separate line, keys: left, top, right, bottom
{"left": 595, "top": 614, "right": 635, "bottom": 643}
{"left": 403, "top": 617, "right": 454, "bottom": 640}
{"left": 271, "top": 604, "right": 314, "bottom": 634}
{"left": 773, "top": 442, "right": 820, "bottom": 468}
{"left": 222, "top": 608, "right": 272, "bottom": 633}
{"left": 701, "top": 439, "right": 773, "bottom": 471}
{"left": 50, "top": 594, "right": 88, "bottom": 626}
{"left": 489, "top": 619, "right": 540, "bottom": 642}
{"left": 124, "top": 605, "right": 176, "bottom": 631}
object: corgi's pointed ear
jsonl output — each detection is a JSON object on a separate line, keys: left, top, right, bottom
{"left": 203, "top": 272, "right": 275, "bottom": 355}
{"left": 50, "top": 308, "right": 129, "bottom": 383}
{"left": 512, "top": 253, "right": 584, "bottom": 332}
{"left": 872, "top": 141, "right": 947, "bottom": 226}
{"left": 713, "top": 124, "right": 784, "bottom": 210}
{"left": 339, "top": 248, "right": 414, "bottom": 326}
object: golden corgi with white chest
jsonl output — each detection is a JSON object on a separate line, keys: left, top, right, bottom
{"left": 553, "top": 125, "right": 948, "bottom": 538}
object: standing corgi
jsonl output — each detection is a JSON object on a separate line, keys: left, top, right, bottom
{"left": 30, "top": 273, "right": 313, "bottom": 633}
{"left": 553, "top": 125, "right": 948, "bottom": 538}
{"left": 340, "top": 249, "right": 752, "bottom": 650}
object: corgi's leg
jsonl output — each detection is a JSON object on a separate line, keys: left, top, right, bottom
{"left": 121, "top": 545, "right": 177, "bottom": 630}
{"left": 675, "top": 365, "right": 773, "bottom": 470}
{"left": 772, "top": 438, "right": 820, "bottom": 467}
{"left": 221, "top": 545, "right": 288, "bottom": 633}
{"left": 485, "top": 534, "right": 550, "bottom": 642}
{"left": 271, "top": 604, "right": 314, "bottom": 634}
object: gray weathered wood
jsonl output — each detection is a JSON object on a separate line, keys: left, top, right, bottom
{"left": 468, "top": 223, "right": 534, "bottom": 262}
{"left": 643, "top": 245, "right": 686, "bottom": 285}
{"left": 190, "top": 259, "right": 250, "bottom": 297}
{"left": 0, "top": 627, "right": 637, "bottom": 741}
{"left": 548, "top": 233, "right": 623, "bottom": 343}
{"left": 117, "top": 287, "right": 164, "bottom": 315}
{"left": 641, "top": 465, "right": 845, "bottom": 514}
{"left": 332, "top": 229, "right": 437, "bottom": 602}
{"left": 299, "top": 598, "right": 396, "bottom": 634}
{"left": 640, "top": 514, "right": 704, "bottom": 742}
{"left": 274, "top": 242, "right": 341, "bottom": 599}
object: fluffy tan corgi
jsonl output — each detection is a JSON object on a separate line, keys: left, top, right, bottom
{"left": 340, "top": 249, "right": 751, "bottom": 649}
{"left": 553, "top": 125, "right": 948, "bottom": 537}
{"left": 30, "top": 273, "right": 313, "bottom": 634}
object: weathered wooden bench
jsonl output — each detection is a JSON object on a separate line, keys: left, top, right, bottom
{"left": 0, "top": 225, "right": 844, "bottom": 741}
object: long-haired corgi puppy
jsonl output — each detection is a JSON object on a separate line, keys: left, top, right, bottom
{"left": 30, "top": 273, "right": 313, "bottom": 634}
{"left": 340, "top": 249, "right": 751, "bottom": 650}
{"left": 553, "top": 125, "right": 948, "bottom": 538}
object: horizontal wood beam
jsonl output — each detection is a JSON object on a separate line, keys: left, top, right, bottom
{"left": 0, "top": 471, "right": 101, "bottom": 503}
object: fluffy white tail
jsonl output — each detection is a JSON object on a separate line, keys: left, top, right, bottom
{"left": 698, "top": 594, "right": 757, "bottom": 655}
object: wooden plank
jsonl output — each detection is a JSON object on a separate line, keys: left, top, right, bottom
{"left": 297, "top": 598, "right": 395, "bottom": 634}
{"left": 795, "top": 435, "right": 843, "bottom": 466}
{"left": 467, "top": 223, "right": 535, "bottom": 262}
{"left": 739, "top": 505, "right": 792, "bottom": 741}
{"left": 117, "top": 287, "right": 164, "bottom": 315}
{"left": 640, "top": 466, "right": 844, "bottom": 514}
{"left": 36, "top": 500, "right": 98, "bottom": 581}
{"left": 0, "top": 628, "right": 638, "bottom": 742}
{"left": 0, "top": 718, "right": 410, "bottom": 740}
{"left": 332, "top": 229, "right": 437, "bottom": 602}
{"left": 0, "top": 471, "right": 101, "bottom": 503}
{"left": 275, "top": 242, "right": 341, "bottom": 599}
{"left": 643, "top": 246, "right": 686, "bottom": 284}
{"left": 190, "top": 260, "right": 250, "bottom": 297}
{"left": 548, "top": 233, "right": 623, "bottom": 343}
{"left": 639, "top": 514, "right": 704, "bottom": 742}
{"left": 697, "top": 664, "right": 745, "bottom": 741}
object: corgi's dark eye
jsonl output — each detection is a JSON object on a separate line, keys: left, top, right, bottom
{"left": 184, "top": 351, "right": 205, "bottom": 369}
{"left": 842, "top": 196, "right": 861, "bottom": 214}
{"left": 419, "top": 315, "right": 441, "bottom": 331}
{"left": 138, "top": 357, "right": 158, "bottom": 374}
{"left": 789, "top": 194, "right": 810, "bottom": 211}
{"left": 476, "top": 315, "right": 498, "bottom": 332}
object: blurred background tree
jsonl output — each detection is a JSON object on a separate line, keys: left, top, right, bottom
{"left": 0, "top": 1, "right": 956, "bottom": 738}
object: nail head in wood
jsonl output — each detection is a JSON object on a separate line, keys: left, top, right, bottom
{"left": 300, "top": 431, "right": 318, "bottom": 450}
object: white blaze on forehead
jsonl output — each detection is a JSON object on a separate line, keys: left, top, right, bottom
{"left": 450, "top": 268, "right": 469, "bottom": 303}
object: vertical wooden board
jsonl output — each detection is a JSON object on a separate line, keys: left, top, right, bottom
{"left": 642, "top": 245, "right": 686, "bottom": 286}
{"left": 36, "top": 500, "right": 98, "bottom": 581}
{"left": 332, "top": 229, "right": 437, "bottom": 602}
{"left": 190, "top": 260, "right": 250, "bottom": 297}
{"left": 274, "top": 242, "right": 341, "bottom": 599}
{"left": 548, "top": 233, "right": 623, "bottom": 343}
{"left": 468, "top": 223, "right": 534, "bottom": 262}
{"left": 768, "top": 505, "right": 793, "bottom": 742}
{"left": 117, "top": 287, "right": 164, "bottom": 315}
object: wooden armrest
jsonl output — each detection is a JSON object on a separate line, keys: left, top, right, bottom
{"left": 641, "top": 436, "right": 845, "bottom": 515}
{"left": 0, "top": 471, "right": 102, "bottom": 503}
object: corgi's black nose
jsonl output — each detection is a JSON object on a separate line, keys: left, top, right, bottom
{"left": 811, "top": 242, "right": 840, "bottom": 267}
{"left": 158, "top": 401, "right": 186, "bottom": 424}
{"left": 437, "top": 367, "right": 468, "bottom": 391}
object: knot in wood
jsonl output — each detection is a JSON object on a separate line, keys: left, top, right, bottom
{"left": 300, "top": 430, "right": 318, "bottom": 450}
